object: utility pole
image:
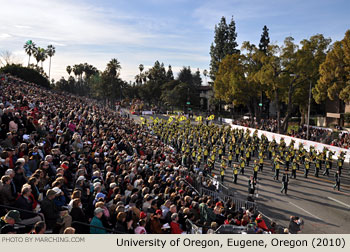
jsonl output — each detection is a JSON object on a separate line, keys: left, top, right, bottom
{"left": 307, "top": 80, "right": 312, "bottom": 140}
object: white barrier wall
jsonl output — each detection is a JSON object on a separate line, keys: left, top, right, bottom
{"left": 223, "top": 119, "right": 350, "bottom": 162}
{"left": 142, "top": 111, "right": 154, "bottom": 115}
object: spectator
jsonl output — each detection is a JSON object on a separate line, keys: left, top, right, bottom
{"left": 41, "top": 189, "right": 71, "bottom": 233}
{"left": 29, "top": 221, "right": 46, "bottom": 234}
{"left": 90, "top": 207, "right": 108, "bottom": 234}
{"left": 170, "top": 213, "right": 183, "bottom": 234}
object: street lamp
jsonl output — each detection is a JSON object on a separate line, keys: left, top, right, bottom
{"left": 290, "top": 74, "right": 312, "bottom": 140}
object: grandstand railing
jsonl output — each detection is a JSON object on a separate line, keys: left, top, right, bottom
{"left": 71, "top": 221, "right": 127, "bottom": 234}
{"left": 0, "top": 204, "right": 45, "bottom": 222}
{"left": 199, "top": 187, "right": 256, "bottom": 211}
{"left": 179, "top": 170, "right": 257, "bottom": 211}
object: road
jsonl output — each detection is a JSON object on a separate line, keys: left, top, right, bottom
{"left": 211, "top": 158, "right": 350, "bottom": 234}
{"left": 127, "top": 111, "right": 350, "bottom": 234}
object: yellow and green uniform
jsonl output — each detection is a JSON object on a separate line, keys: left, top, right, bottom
{"left": 228, "top": 153, "right": 233, "bottom": 166}
{"left": 233, "top": 167, "right": 238, "bottom": 183}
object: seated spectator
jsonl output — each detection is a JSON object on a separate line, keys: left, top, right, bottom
{"left": 29, "top": 221, "right": 46, "bottom": 234}
{"left": 90, "top": 207, "right": 108, "bottom": 234}
{"left": 40, "top": 189, "right": 71, "bottom": 233}
{"left": 64, "top": 227, "right": 76, "bottom": 234}
{"left": 170, "top": 213, "right": 183, "bottom": 234}
{"left": 14, "top": 185, "right": 42, "bottom": 226}
{"left": 0, "top": 175, "right": 16, "bottom": 206}
{"left": 70, "top": 198, "right": 89, "bottom": 234}
{"left": 0, "top": 210, "right": 21, "bottom": 230}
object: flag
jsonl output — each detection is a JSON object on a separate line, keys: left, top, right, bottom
{"left": 140, "top": 117, "right": 145, "bottom": 125}
{"left": 179, "top": 116, "right": 186, "bottom": 122}
{"left": 207, "top": 115, "right": 215, "bottom": 121}
{"left": 195, "top": 116, "right": 202, "bottom": 122}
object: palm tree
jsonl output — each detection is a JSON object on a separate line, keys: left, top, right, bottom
{"left": 106, "top": 58, "right": 121, "bottom": 78}
{"left": 139, "top": 64, "right": 144, "bottom": 74}
{"left": 84, "top": 63, "right": 97, "bottom": 80}
{"left": 72, "top": 64, "right": 79, "bottom": 80}
{"left": 78, "top": 63, "right": 84, "bottom": 82}
{"left": 46, "top": 45, "right": 56, "bottom": 81}
{"left": 33, "top": 47, "right": 46, "bottom": 67}
{"left": 135, "top": 64, "right": 145, "bottom": 84}
{"left": 23, "top": 41, "right": 37, "bottom": 67}
{"left": 40, "top": 48, "right": 47, "bottom": 68}
{"left": 66, "top": 65, "right": 72, "bottom": 76}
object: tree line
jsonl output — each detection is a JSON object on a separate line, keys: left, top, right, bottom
{"left": 211, "top": 16, "right": 350, "bottom": 134}
{"left": 55, "top": 59, "right": 203, "bottom": 111}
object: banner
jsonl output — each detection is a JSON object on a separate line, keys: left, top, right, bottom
{"left": 207, "top": 115, "right": 215, "bottom": 121}
{"left": 179, "top": 116, "right": 187, "bottom": 122}
{"left": 196, "top": 116, "right": 203, "bottom": 122}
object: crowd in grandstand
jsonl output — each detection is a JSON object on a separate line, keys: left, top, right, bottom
{"left": 229, "top": 117, "right": 350, "bottom": 149}
{"left": 0, "top": 74, "right": 286, "bottom": 234}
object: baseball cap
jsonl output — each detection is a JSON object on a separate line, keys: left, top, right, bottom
{"left": 46, "top": 189, "right": 57, "bottom": 197}
{"left": 140, "top": 211, "right": 147, "bottom": 219}
{"left": 76, "top": 176, "right": 85, "bottom": 183}
{"left": 52, "top": 187, "right": 62, "bottom": 194}
{"left": 94, "top": 207, "right": 104, "bottom": 215}
{"left": 5, "top": 210, "right": 22, "bottom": 223}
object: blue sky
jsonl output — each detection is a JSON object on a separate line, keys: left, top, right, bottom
{"left": 0, "top": 0, "right": 349, "bottom": 83}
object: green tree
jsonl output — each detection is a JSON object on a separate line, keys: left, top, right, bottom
{"left": 209, "top": 16, "right": 239, "bottom": 81}
{"left": 314, "top": 30, "right": 350, "bottom": 104}
{"left": 23, "top": 40, "right": 36, "bottom": 67}
{"left": 259, "top": 25, "right": 270, "bottom": 54}
{"left": 46, "top": 45, "right": 55, "bottom": 81}
{"left": 106, "top": 58, "right": 121, "bottom": 78}
{"left": 166, "top": 65, "right": 174, "bottom": 81}
{"left": 160, "top": 66, "right": 201, "bottom": 110}
{"left": 241, "top": 41, "right": 265, "bottom": 121}
{"left": 293, "top": 34, "right": 331, "bottom": 124}
{"left": 100, "top": 58, "right": 125, "bottom": 102}
{"left": 140, "top": 61, "right": 167, "bottom": 105}
{"left": 33, "top": 47, "right": 47, "bottom": 67}
{"left": 66, "top": 65, "right": 72, "bottom": 76}
{"left": 214, "top": 51, "right": 261, "bottom": 119}
{"left": 0, "top": 64, "right": 50, "bottom": 88}
{"left": 256, "top": 44, "right": 286, "bottom": 132}
{"left": 135, "top": 64, "right": 145, "bottom": 84}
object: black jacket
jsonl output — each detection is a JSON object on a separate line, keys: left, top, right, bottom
{"left": 40, "top": 197, "right": 60, "bottom": 229}
{"left": 14, "top": 195, "right": 36, "bottom": 219}
{"left": 70, "top": 207, "right": 89, "bottom": 234}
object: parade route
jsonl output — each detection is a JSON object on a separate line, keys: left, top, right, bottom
{"left": 131, "top": 112, "right": 350, "bottom": 234}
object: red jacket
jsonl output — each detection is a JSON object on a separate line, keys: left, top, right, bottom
{"left": 256, "top": 217, "right": 268, "bottom": 231}
{"left": 170, "top": 221, "right": 183, "bottom": 234}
